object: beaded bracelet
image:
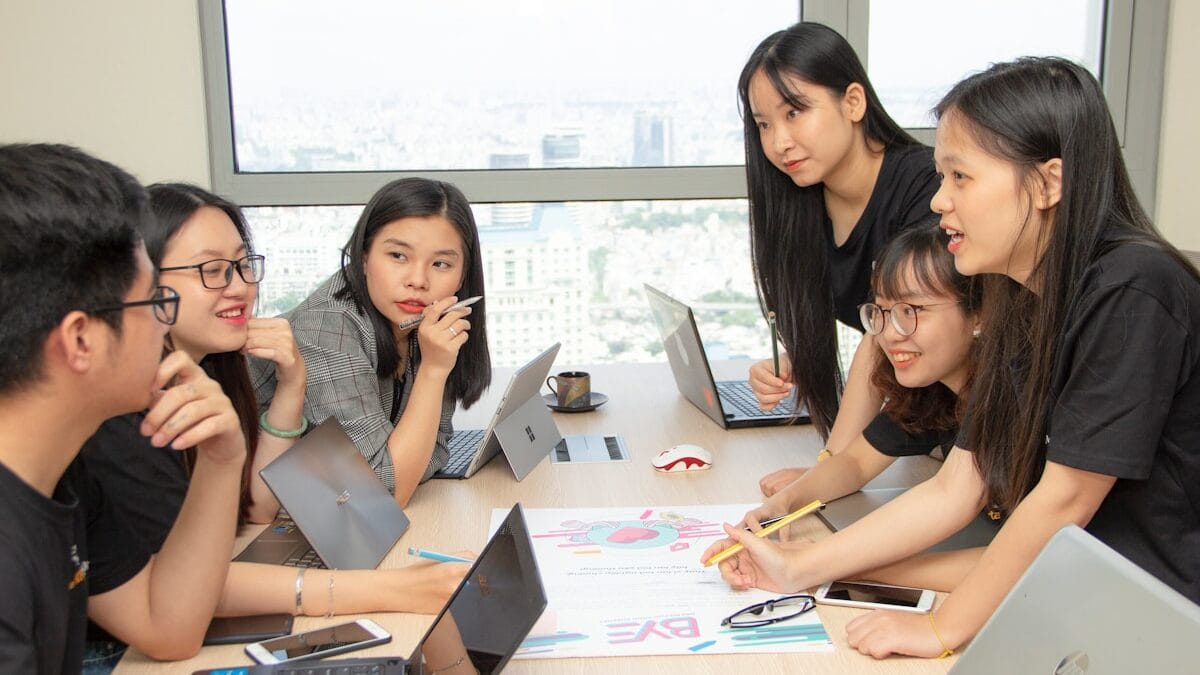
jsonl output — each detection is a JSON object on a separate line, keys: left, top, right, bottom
{"left": 326, "top": 571, "right": 335, "bottom": 619}
{"left": 259, "top": 410, "right": 308, "bottom": 438}
{"left": 428, "top": 655, "right": 466, "bottom": 674}
{"left": 928, "top": 610, "right": 954, "bottom": 659}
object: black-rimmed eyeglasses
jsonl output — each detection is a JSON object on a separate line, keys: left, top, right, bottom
{"left": 721, "top": 594, "right": 816, "bottom": 628}
{"left": 90, "top": 285, "right": 180, "bottom": 325}
{"left": 159, "top": 254, "right": 265, "bottom": 290}
{"left": 858, "top": 301, "right": 955, "bottom": 337}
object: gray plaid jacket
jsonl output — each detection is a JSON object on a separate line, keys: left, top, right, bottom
{"left": 250, "top": 273, "right": 451, "bottom": 492}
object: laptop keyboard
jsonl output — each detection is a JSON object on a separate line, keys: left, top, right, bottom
{"left": 266, "top": 657, "right": 406, "bottom": 674}
{"left": 273, "top": 516, "right": 328, "bottom": 569}
{"left": 717, "top": 380, "right": 796, "bottom": 418}
{"left": 435, "top": 428, "right": 486, "bottom": 478}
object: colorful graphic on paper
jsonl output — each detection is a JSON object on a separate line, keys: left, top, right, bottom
{"left": 493, "top": 504, "right": 832, "bottom": 659}
{"left": 533, "top": 509, "right": 724, "bottom": 554}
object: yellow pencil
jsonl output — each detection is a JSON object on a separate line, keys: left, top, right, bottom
{"left": 703, "top": 499, "right": 824, "bottom": 567}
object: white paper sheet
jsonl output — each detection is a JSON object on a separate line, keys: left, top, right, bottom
{"left": 491, "top": 504, "right": 832, "bottom": 659}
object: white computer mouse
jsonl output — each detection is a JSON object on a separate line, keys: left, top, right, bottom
{"left": 651, "top": 444, "right": 713, "bottom": 472}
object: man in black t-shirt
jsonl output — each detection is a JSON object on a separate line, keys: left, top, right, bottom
{"left": 0, "top": 144, "right": 248, "bottom": 673}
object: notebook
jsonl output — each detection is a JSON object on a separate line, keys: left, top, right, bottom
{"left": 644, "top": 284, "right": 809, "bottom": 428}
{"left": 950, "top": 525, "right": 1200, "bottom": 674}
{"left": 433, "top": 342, "right": 563, "bottom": 481}
{"left": 233, "top": 417, "right": 409, "bottom": 570}
{"left": 405, "top": 503, "right": 548, "bottom": 674}
{"left": 817, "top": 488, "right": 999, "bottom": 553}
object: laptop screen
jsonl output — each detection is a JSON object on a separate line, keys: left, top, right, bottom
{"left": 407, "top": 504, "right": 547, "bottom": 674}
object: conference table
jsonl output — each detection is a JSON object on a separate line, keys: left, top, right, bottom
{"left": 116, "top": 359, "right": 954, "bottom": 674}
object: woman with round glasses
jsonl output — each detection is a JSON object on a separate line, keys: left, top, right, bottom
{"left": 145, "top": 183, "right": 304, "bottom": 524}
{"left": 737, "top": 222, "right": 982, "bottom": 549}
{"left": 79, "top": 183, "right": 470, "bottom": 667}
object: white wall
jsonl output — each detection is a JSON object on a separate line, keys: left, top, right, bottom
{"left": 0, "top": 1, "right": 209, "bottom": 187}
{"left": 1, "top": 2, "right": 1196, "bottom": 250}
{"left": 1155, "top": 0, "right": 1200, "bottom": 251}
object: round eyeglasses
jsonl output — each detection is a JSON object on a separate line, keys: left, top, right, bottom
{"left": 721, "top": 594, "right": 816, "bottom": 629}
{"left": 90, "top": 285, "right": 180, "bottom": 326}
{"left": 858, "top": 301, "right": 955, "bottom": 337}
{"left": 159, "top": 254, "right": 266, "bottom": 290}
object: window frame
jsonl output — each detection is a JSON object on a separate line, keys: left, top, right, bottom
{"left": 199, "top": 0, "right": 1165, "bottom": 211}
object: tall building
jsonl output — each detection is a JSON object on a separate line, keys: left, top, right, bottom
{"left": 488, "top": 151, "right": 534, "bottom": 227}
{"left": 633, "top": 112, "right": 672, "bottom": 166}
{"left": 541, "top": 129, "right": 584, "bottom": 168}
{"left": 479, "top": 203, "right": 589, "bottom": 367}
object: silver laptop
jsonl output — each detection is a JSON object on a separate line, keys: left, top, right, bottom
{"left": 234, "top": 417, "right": 410, "bottom": 570}
{"left": 433, "top": 342, "right": 563, "bottom": 481}
{"left": 951, "top": 525, "right": 1200, "bottom": 674}
{"left": 817, "top": 488, "right": 998, "bottom": 553}
{"left": 644, "top": 284, "right": 808, "bottom": 428}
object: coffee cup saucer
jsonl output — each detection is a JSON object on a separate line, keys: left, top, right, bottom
{"left": 542, "top": 392, "right": 609, "bottom": 413}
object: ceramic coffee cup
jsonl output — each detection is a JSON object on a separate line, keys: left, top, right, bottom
{"left": 545, "top": 371, "right": 591, "bottom": 408}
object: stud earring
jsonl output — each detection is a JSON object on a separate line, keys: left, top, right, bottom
{"left": 972, "top": 328, "right": 982, "bottom": 338}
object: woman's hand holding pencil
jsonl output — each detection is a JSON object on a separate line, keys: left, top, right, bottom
{"left": 700, "top": 500, "right": 823, "bottom": 593}
{"left": 748, "top": 356, "right": 795, "bottom": 411}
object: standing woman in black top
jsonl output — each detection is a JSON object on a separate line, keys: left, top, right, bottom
{"left": 741, "top": 22, "right": 940, "bottom": 496}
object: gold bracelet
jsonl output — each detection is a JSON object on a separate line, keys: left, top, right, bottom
{"left": 294, "top": 568, "right": 305, "bottom": 616}
{"left": 928, "top": 610, "right": 954, "bottom": 659}
{"left": 428, "top": 654, "right": 466, "bottom": 674}
{"left": 816, "top": 448, "right": 832, "bottom": 462}
{"left": 325, "top": 570, "right": 335, "bottom": 619}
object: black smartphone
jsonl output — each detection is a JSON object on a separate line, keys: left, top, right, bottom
{"left": 203, "top": 614, "right": 294, "bottom": 646}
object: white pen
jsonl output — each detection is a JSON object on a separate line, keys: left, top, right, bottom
{"left": 396, "top": 295, "right": 482, "bottom": 331}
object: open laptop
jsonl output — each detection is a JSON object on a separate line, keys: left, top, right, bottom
{"left": 644, "top": 284, "right": 809, "bottom": 428}
{"left": 406, "top": 503, "right": 548, "bottom": 674}
{"left": 950, "top": 525, "right": 1200, "bottom": 674}
{"left": 433, "top": 342, "right": 563, "bottom": 481}
{"left": 225, "top": 504, "right": 547, "bottom": 675}
{"left": 817, "top": 488, "right": 998, "bottom": 553}
{"left": 233, "top": 417, "right": 409, "bottom": 570}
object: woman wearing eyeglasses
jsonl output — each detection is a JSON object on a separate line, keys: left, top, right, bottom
{"left": 740, "top": 223, "right": 981, "bottom": 541}
{"left": 78, "top": 184, "right": 469, "bottom": 669}
{"left": 148, "top": 183, "right": 305, "bottom": 524}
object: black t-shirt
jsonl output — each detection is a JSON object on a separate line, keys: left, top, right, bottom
{"left": 0, "top": 458, "right": 148, "bottom": 675}
{"left": 80, "top": 413, "right": 190, "bottom": 552}
{"left": 863, "top": 412, "right": 955, "bottom": 460}
{"left": 828, "top": 144, "right": 940, "bottom": 329}
{"left": 957, "top": 240, "right": 1200, "bottom": 602}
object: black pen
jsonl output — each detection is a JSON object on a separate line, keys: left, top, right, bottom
{"left": 744, "top": 513, "right": 788, "bottom": 532}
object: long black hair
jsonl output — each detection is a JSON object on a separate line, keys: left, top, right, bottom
{"left": 144, "top": 182, "right": 261, "bottom": 520}
{"left": 868, "top": 223, "right": 981, "bottom": 435}
{"left": 337, "top": 177, "right": 490, "bottom": 408}
{"left": 740, "top": 22, "right": 919, "bottom": 436}
{"left": 937, "top": 57, "right": 1197, "bottom": 510}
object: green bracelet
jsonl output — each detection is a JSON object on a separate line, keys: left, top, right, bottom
{"left": 259, "top": 410, "right": 308, "bottom": 438}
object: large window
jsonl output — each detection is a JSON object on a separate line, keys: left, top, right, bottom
{"left": 248, "top": 199, "right": 769, "bottom": 368}
{"left": 223, "top": 1, "right": 795, "bottom": 173}
{"left": 867, "top": 0, "right": 1106, "bottom": 128}
{"left": 201, "top": 0, "right": 1166, "bottom": 369}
